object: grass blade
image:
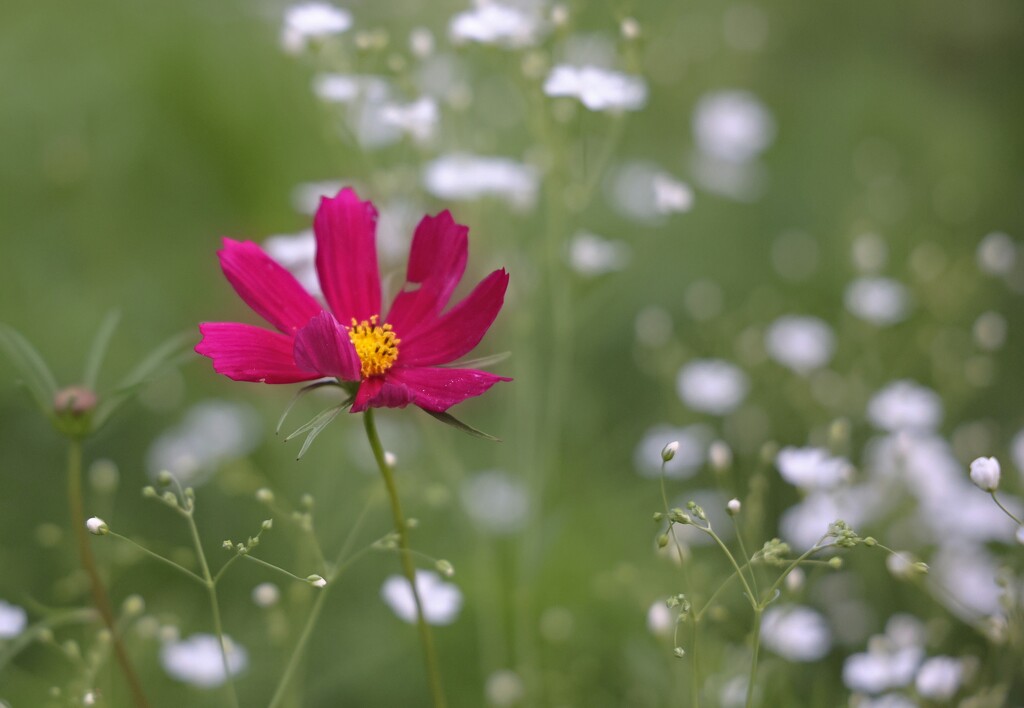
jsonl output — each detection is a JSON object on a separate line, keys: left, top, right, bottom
{"left": 83, "top": 310, "right": 121, "bottom": 389}
{"left": 0, "top": 323, "right": 59, "bottom": 416}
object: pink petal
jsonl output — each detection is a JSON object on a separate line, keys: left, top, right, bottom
{"left": 314, "top": 188, "right": 382, "bottom": 324}
{"left": 293, "top": 311, "right": 361, "bottom": 381}
{"left": 386, "top": 211, "right": 468, "bottom": 339}
{"left": 218, "top": 239, "right": 322, "bottom": 334}
{"left": 387, "top": 366, "right": 511, "bottom": 412}
{"left": 196, "top": 323, "right": 319, "bottom": 384}
{"left": 397, "top": 269, "right": 509, "bottom": 367}
{"left": 351, "top": 376, "right": 414, "bottom": 412}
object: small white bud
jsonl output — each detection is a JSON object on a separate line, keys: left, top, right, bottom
{"left": 661, "top": 441, "right": 679, "bottom": 462}
{"left": 435, "top": 559, "right": 455, "bottom": 577}
{"left": 261, "top": 519, "right": 273, "bottom": 531}
{"left": 726, "top": 499, "right": 741, "bottom": 516}
{"left": 969, "top": 456, "right": 1000, "bottom": 492}
{"left": 384, "top": 451, "right": 397, "bottom": 467}
{"left": 307, "top": 574, "right": 327, "bottom": 588}
{"left": 255, "top": 488, "right": 274, "bottom": 503}
{"left": 709, "top": 440, "right": 732, "bottom": 472}
{"left": 83, "top": 691, "right": 97, "bottom": 705}
{"left": 86, "top": 517, "right": 108, "bottom": 536}
{"left": 251, "top": 582, "right": 280, "bottom": 608}
{"left": 620, "top": 17, "right": 641, "bottom": 40}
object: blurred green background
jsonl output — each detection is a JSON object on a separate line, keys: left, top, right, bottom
{"left": 1, "top": 0, "right": 1022, "bottom": 705}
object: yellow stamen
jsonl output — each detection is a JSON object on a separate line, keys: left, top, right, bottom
{"left": 347, "top": 315, "right": 400, "bottom": 378}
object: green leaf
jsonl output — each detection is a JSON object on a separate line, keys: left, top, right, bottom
{"left": 284, "top": 404, "right": 346, "bottom": 443}
{"left": 0, "top": 323, "right": 59, "bottom": 417}
{"left": 295, "top": 406, "right": 345, "bottom": 459}
{"left": 444, "top": 351, "right": 511, "bottom": 369}
{"left": 92, "top": 330, "right": 195, "bottom": 429}
{"left": 424, "top": 410, "right": 500, "bottom": 441}
{"left": 276, "top": 380, "right": 347, "bottom": 435}
{"left": 83, "top": 310, "right": 121, "bottom": 390}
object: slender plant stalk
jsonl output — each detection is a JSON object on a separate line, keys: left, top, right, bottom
{"left": 991, "top": 491, "right": 1023, "bottom": 524}
{"left": 744, "top": 608, "right": 763, "bottom": 708}
{"left": 364, "top": 409, "right": 447, "bottom": 708}
{"left": 182, "top": 506, "right": 239, "bottom": 708}
{"left": 68, "top": 439, "right": 151, "bottom": 708}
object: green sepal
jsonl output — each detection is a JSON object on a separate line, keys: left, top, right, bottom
{"left": 424, "top": 410, "right": 500, "bottom": 442}
{"left": 0, "top": 323, "right": 59, "bottom": 419}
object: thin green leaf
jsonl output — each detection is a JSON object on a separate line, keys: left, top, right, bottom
{"left": 424, "top": 410, "right": 500, "bottom": 441}
{"left": 83, "top": 310, "right": 121, "bottom": 390}
{"left": 443, "top": 351, "right": 511, "bottom": 370}
{"left": 0, "top": 323, "right": 59, "bottom": 416}
{"left": 295, "top": 405, "right": 345, "bottom": 459}
{"left": 276, "top": 380, "right": 346, "bottom": 435}
{"left": 284, "top": 404, "right": 346, "bottom": 443}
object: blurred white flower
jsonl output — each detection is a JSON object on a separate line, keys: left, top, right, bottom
{"left": 485, "top": 669, "right": 525, "bottom": 706}
{"left": 855, "top": 694, "right": 917, "bottom": 708}
{"left": 543, "top": 65, "right": 647, "bottom": 112}
{"left": 914, "top": 656, "right": 962, "bottom": 700}
{"left": 646, "top": 601, "right": 673, "bottom": 636}
{"left": 449, "top": 1, "right": 545, "bottom": 48}
{"left": 692, "top": 90, "right": 775, "bottom": 164}
{"left": 775, "top": 447, "right": 850, "bottom": 490}
{"left": 844, "top": 277, "right": 910, "bottom": 326}
{"left": 381, "top": 570, "right": 463, "bottom": 625}
{"left": 313, "top": 74, "right": 386, "bottom": 104}
{"left": 867, "top": 381, "right": 942, "bottom": 433}
{"left": 251, "top": 582, "right": 280, "bottom": 608}
{"left": 380, "top": 97, "right": 439, "bottom": 144}
{"left": 764, "top": 316, "right": 836, "bottom": 374}
{"left": 843, "top": 641, "right": 922, "bottom": 694}
{"left": 1016, "top": 526, "right": 1024, "bottom": 546}
{"left": 930, "top": 542, "right": 1003, "bottom": 620}
{"left": 608, "top": 162, "right": 694, "bottom": 224}
{"left": 1014, "top": 429, "right": 1024, "bottom": 481}
{"left": 460, "top": 470, "right": 530, "bottom": 534}
{"left": 780, "top": 486, "right": 877, "bottom": 550}
{"left": 976, "top": 231, "right": 1016, "bottom": 276}
{"left": 281, "top": 2, "right": 352, "bottom": 54}
{"left": 409, "top": 27, "right": 435, "bottom": 59}
{"left": 567, "top": 232, "right": 630, "bottom": 276}
{"left": 761, "top": 605, "right": 832, "bottom": 661}
{"left": 676, "top": 359, "right": 749, "bottom": 415}
{"left": 161, "top": 634, "right": 248, "bottom": 688}
{"left": 634, "top": 424, "right": 711, "bottom": 479}
{"left": 147, "top": 401, "right": 261, "bottom": 487}
{"left": 972, "top": 311, "right": 1007, "bottom": 351}
{"left": 423, "top": 153, "right": 539, "bottom": 210}
{"left": 291, "top": 180, "right": 347, "bottom": 215}
{"left": 264, "top": 230, "right": 320, "bottom": 296}
{"left": 0, "top": 600, "right": 27, "bottom": 638}
{"left": 968, "top": 456, "right": 1000, "bottom": 492}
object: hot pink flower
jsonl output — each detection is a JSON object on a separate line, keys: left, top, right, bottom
{"left": 196, "top": 188, "right": 510, "bottom": 413}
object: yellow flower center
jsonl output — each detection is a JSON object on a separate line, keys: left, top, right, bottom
{"left": 347, "top": 315, "right": 400, "bottom": 378}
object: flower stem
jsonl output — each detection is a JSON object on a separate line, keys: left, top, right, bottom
{"left": 991, "top": 491, "right": 1023, "bottom": 525}
{"left": 182, "top": 505, "right": 239, "bottom": 708}
{"left": 744, "top": 607, "right": 763, "bottom": 708}
{"left": 364, "top": 409, "right": 447, "bottom": 708}
{"left": 67, "top": 439, "right": 151, "bottom": 708}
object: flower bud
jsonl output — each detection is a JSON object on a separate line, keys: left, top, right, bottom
{"left": 828, "top": 557, "right": 843, "bottom": 569}
{"left": 85, "top": 517, "right": 108, "bottom": 536}
{"left": 673, "top": 647, "right": 686, "bottom": 658}
{"left": 156, "top": 470, "right": 174, "bottom": 486}
{"left": 435, "top": 559, "right": 455, "bottom": 577}
{"left": 53, "top": 386, "right": 98, "bottom": 416}
{"left": 657, "top": 533, "right": 669, "bottom": 548}
{"left": 307, "top": 574, "right": 327, "bottom": 588}
{"left": 384, "top": 451, "right": 397, "bottom": 467}
{"left": 261, "top": 519, "right": 273, "bottom": 531}
{"left": 969, "top": 456, "right": 1000, "bottom": 492}
{"left": 661, "top": 441, "right": 679, "bottom": 462}
{"left": 912, "top": 561, "right": 929, "bottom": 575}
{"left": 726, "top": 499, "right": 741, "bottom": 516}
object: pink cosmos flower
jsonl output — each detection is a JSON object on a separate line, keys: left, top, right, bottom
{"left": 196, "top": 188, "right": 510, "bottom": 413}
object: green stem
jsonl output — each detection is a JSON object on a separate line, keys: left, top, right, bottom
{"left": 68, "top": 439, "right": 151, "bottom": 708}
{"left": 690, "top": 618, "right": 701, "bottom": 708}
{"left": 991, "top": 491, "right": 1023, "bottom": 525}
{"left": 364, "top": 409, "right": 447, "bottom": 708}
{"left": 731, "top": 516, "right": 759, "bottom": 598}
{"left": 759, "top": 537, "right": 832, "bottom": 607}
{"left": 107, "top": 532, "right": 206, "bottom": 586}
{"left": 702, "top": 527, "right": 757, "bottom": 610}
{"left": 240, "top": 554, "right": 311, "bottom": 583}
{"left": 182, "top": 507, "right": 239, "bottom": 708}
{"left": 745, "top": 608, "right": 763, "bottom": 708}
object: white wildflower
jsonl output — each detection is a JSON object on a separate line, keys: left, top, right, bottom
{"left": 968, "top": 456, "right": 1000, "bottom": 492}
{"left": 543, "top": 65, "right": 647, "bottom": 112}
{"left": 775, "top": 447, "right": 850, "bottom": 490}
{"left": 844, "top": 277, "right": 910, "bottom": 326}
{"left": 449, "top": 2, "right": 545, "bottom": 48}
{"left": 380, "top": 97, "right": 439, "bottom": 144}
{"left": 976, "top": 231, "right": 1016, "bottom": 276}
{"left": 381, "top": 570, "right": 463, "bottom": 625}
{"left": 914, "top": 656, "right": 962, "bottom": 700}
{"left": 161, "top": 634, "right": 248, "bottom": 688}
{"left": 692, "top": 90, "right": 775, "bottom": 164}
{"left": 866, "top": 381, "right": 942, "bottom": 432}
{"left": 460, "top": 470, "right": 530, "bottom": 534}
{"left": 86, "top": 517, "right": 108, "bottom": 535}
{"left": 761, "top": 605, "right": 832, "bottom": 661}
{"left": 764, "top": 316, "right": 836, "bottom": 374}
{"left": 281, "top": 3, "right": 352, "bottom": 54}
{"left": 423, "top": 153, "right": 539, "bottom": 210}
{"left": 567, "top": 232, "right": 630, "bottom": 276}
{"left": 0, "top": 600, "right": 28, "bottom": 638}
{"left": 676, "top": 359, "right": 749, "bottom": 415}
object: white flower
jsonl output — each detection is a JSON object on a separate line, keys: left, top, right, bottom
{"left": 609, "top": 162, "right": 694, "bottom": 224}
{"left": 843, "top": 644, "right": 922, "bottom": 694}
{"left": 485, "top": 669, "right": 525, "bottom": 706}
{"left": 423, "top": 153, "right": 539, "bottom": 209}
{"left": 775, "top": 447, "right": 850, "bottom": 490}
{"left": 567, "top": 232, "right": 630, "bottom": 276}
{"left": 281, "top": 3, "right": 352, "bottom": 54}
{"left": 264, "top": 230, "right": 320, "bottom": 296}
{"left": 160, "top": 634, "right": 248, "bottom": 688}
{"left": 844, "top": 277, "right": 910, "bottom": 326}
{"left": 726, "top": 498, "right": 741, "bottom": 515}
{"left": 634, "top": 424, "right": 711, "bottom": 479}
{"left": 976, "top": 231, "right": 1016, "bottom": 275}
{"left": 251, "top": 582, "right": 280, "bottom": 608}
{"left": 381, "top": 570, "right": 463, "bottom": 625}
{"left": 866, "top": 381, "right": 942, "bottom": 432}
{"left": 449, "top": 2, "right": 545, "bottom": 48}
{"left": 86, "top": 517, "right": 108, "bottom": 535}
{"left": 646, "top": 601, "right": 673, "bottom": 635}
{"left": 676, "top": 359, "right": 749, "bottom": 415}
{"left": 761, "top": 605, "right": 831, "bottom": 662}
{"left": 291, "top": 180, "right": 347, "bottom": 215}
{"left": 929, "top": 543, "right": 1002, "bottom": 620}
{"left": 460, "top": 470, "right": 530, "bottom": 534}
{"left": 780, "top": 487, "right": 876, "bottom": 551}
{"left": 0, "top": 600, "right": 28, "bottom": 639}
{"left": 764, "top": 316, "right": 836, "bottom": 374}
{"left": 969, "top": 456, "right": 1000, "bottom": 492}
{"left": 543, "top": 65, "right": 647, "bottom": 112}
{"left": 692, "top": 90, "right": 775, "bottom": 163}
{"left": 409, "top": 27, "right": 435, "bottom": 59}
{"left": 379, "top": 97, "right": 439, "bottom": 144}
{"left": 914, "top": 656, "right": 962, "bottom": 700}
{"left": 651, "top": 173, "right": 695, "bottom": 214}
{"left": 146, "top": 401, "right": 261, "bottom": 487}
